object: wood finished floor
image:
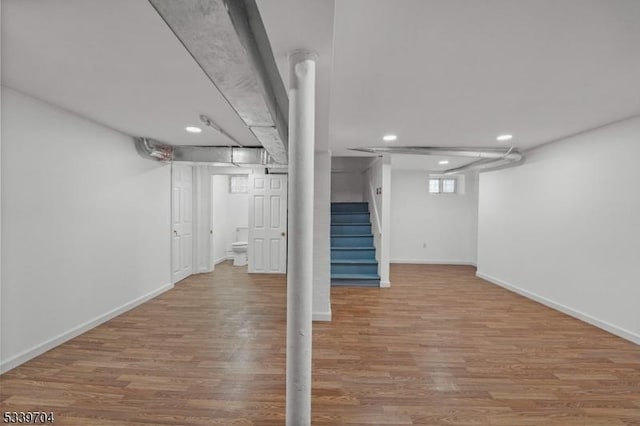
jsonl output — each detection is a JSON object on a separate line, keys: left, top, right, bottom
{"left": 1, "top": 263, "right": 639, "bottom": 425}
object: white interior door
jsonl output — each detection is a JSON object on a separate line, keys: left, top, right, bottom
{"left": 248, "top": 174, "right": 287, "bottom": 273}
{"left": 172, "top": 164, "right": 193, "bottom": 283}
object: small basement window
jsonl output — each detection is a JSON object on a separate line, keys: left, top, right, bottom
{"left": 429, "top": 178, "right": 441, "bottom": 194}
{"left": 442, "top": 178, "right": 456, "bottom": 193}
{"left": 428, "top": 177, "right": 457, "bottom": 194}
{"left": 229, "top": 175, "right": 248, "bottom": 193}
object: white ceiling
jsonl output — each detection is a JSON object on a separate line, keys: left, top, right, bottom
{"left": 1, "top": 0, "right": 259, "bottom": 146}
{"left": 326, "top": 0, "right": 640, "bottom": 156}
{"left": 3, "top": 0, "right": 640, "bottom": 161}
{"left": 391, "top": 155, "right": 473, "bottom": 172}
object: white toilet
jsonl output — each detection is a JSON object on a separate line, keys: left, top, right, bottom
{"left": 231, "top": 226, "right": 248, "bottom": 266}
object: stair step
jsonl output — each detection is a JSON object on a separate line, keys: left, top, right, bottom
{"left": 331, "top": 213, "right": 370, "bottom": 224}
{"left": 331, "top": 202, "right": 369, "bottom": 213}
{"left": 331, "top": 273, "right": 380, "bottom": 287}
{"left": 331, "top": 248, "right": 375, "bottom": 260}
{"left": 331, "top": 273, "right": 380, "bottom": 279}
{"left": 331, "top": 259, "right": 377, "bottom": 264}
{"left": 331, "top": 235, "right": 374, "bottom": 247}
{"left": 332, "top": 261, "right": 378, "bottom": 275}
{"left": 331, "top": 246, "right": 375, "bottom": 250}
{"left": 330, "top": 211, "right": 369, "bottom": 215}
{"left": 331, "top": 281, "right": 379, "bottom": 288}
{"left": 331, "top": 224, "right": 372, "bottom": 235}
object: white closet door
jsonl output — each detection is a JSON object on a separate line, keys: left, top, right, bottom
{"left": 248, "top": 174, "right": 287, "bottom": 273}
{"left": 172, "top": 164, "right": 193, "bottom": 283}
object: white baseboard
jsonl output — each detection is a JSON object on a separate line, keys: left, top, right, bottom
{"left": 391, "top": 259, "right": 476, "bottom": 266}
{"left": 380, "top": 280, "right": 391, "bottom": 288}
{"left": 313, "top": 309, "right": 332, "bottom": 322}
{"left": 214, "top": 256, "right": 228, "bottom": 265}
{"left": 476, "top": 271, "right": 640, "bottom": 346}
{"left": 0, "top": 283, "right": 174, "bottom": 374}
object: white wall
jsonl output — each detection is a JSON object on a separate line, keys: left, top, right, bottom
{"left": 477, "top": 116, "right": 640, "bottom": 344}
{"left": 1, "top": 88, "right": 172, "bottom": 372}
{"left": 313, "top": 151, "right": 331, "bottom": 320}
{"left": 331, "top": 157, "right": 369, "bottom": 202}
{"left": 363, "top": 156, "right": 391, "bottom": 286}
{"left": 331, "top": 172, "right": 363, "bottom": 202}
{"left": 390, "top": 170, "right": 478, "bottom": 265}
{"left": 193, "top": 166, "right": 211, "bottom": 273}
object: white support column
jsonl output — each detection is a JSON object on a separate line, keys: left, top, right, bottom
{"left": 286, "top": 50, "right": 317, "bottom": 426}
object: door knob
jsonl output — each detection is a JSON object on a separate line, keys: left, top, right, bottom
{"left": 281, "top": 232, "right": 286, "bottom": 237}
{"left": 173, "top": 230, "right": 178, "bottom": 236}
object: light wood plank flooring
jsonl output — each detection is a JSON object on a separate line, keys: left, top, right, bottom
{"left": 1, "top": 263, "right": 639, "bottom": 425}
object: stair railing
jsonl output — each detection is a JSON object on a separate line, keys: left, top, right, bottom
{"left": 367, "top": 181, "right": 382, "bottom": 266}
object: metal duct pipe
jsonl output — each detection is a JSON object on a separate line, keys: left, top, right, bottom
{"left": 134, "top": 137, "right": 173, "bottom": 162}
{"left": 441, "top": 153, "right": 524, "bottom": 175}
{"left": 224, "top": 0, "right": 289, "bottom": 150}
{"left": 134, "top": 137, "right": 276, "bottom": 166}
{"left": 149, "top": 0, "right": 289, "bottom": 164}
{"left": 350, "top": 146, "right": 524, "bottom": 174}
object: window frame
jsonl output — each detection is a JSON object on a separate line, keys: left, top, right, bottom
{"left": 428, "top": 176, "right": 457, "bottom": 195}
{"left": 441, "top": 178, "right": 456, "bottom": 194}
{"left": 428, "top": 178, "right": 441, "bottom": 194}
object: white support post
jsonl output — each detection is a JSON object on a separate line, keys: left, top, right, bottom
{"left": 286, "top": 50, "right": 317, "bottom": 426}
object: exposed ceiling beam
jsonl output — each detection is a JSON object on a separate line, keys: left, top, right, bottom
{"left": 149, "top": 0, "right": 289, "bottom": 163}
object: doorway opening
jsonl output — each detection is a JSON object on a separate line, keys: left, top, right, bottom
{"left": 171, "top": 165, "right": 288, "bottom": 284}
{"left": 210, "top": 173, "right": 250, "bottom": 270}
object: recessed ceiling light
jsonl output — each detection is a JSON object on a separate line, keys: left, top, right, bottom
{"left": 496, "top": 134, "right": 513, "bottom": 141}
{"left": 185, "top": 126, "right": 202, "bottom": 133}
{"left": 383, "top": 134, "right": 397, "bottom": 142}
{"left": 438, "top": 160, "right": 449, "bottom": 165}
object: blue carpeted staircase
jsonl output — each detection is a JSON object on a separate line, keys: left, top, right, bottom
{"left": 331, "top": 202, "right": 380, "bottom": 287}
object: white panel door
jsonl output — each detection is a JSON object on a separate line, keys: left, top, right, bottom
{"left": 248, "top": 174, "right": 287, "bottom": 273}
{"left": 172, "top": 164, "right": 193, "bottom": 283}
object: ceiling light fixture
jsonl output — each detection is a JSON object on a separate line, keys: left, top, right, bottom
{"left": 438, "top": 160, "right": 449, "bottom": 165}
{"left": 496, "top": 134, "right": 513, "bottom": 141}
{"left": 185, "top": 126, "right": 202, "bottom": 133}
{"left": 383, "top": 134, "right": 397, "bottom": 142}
